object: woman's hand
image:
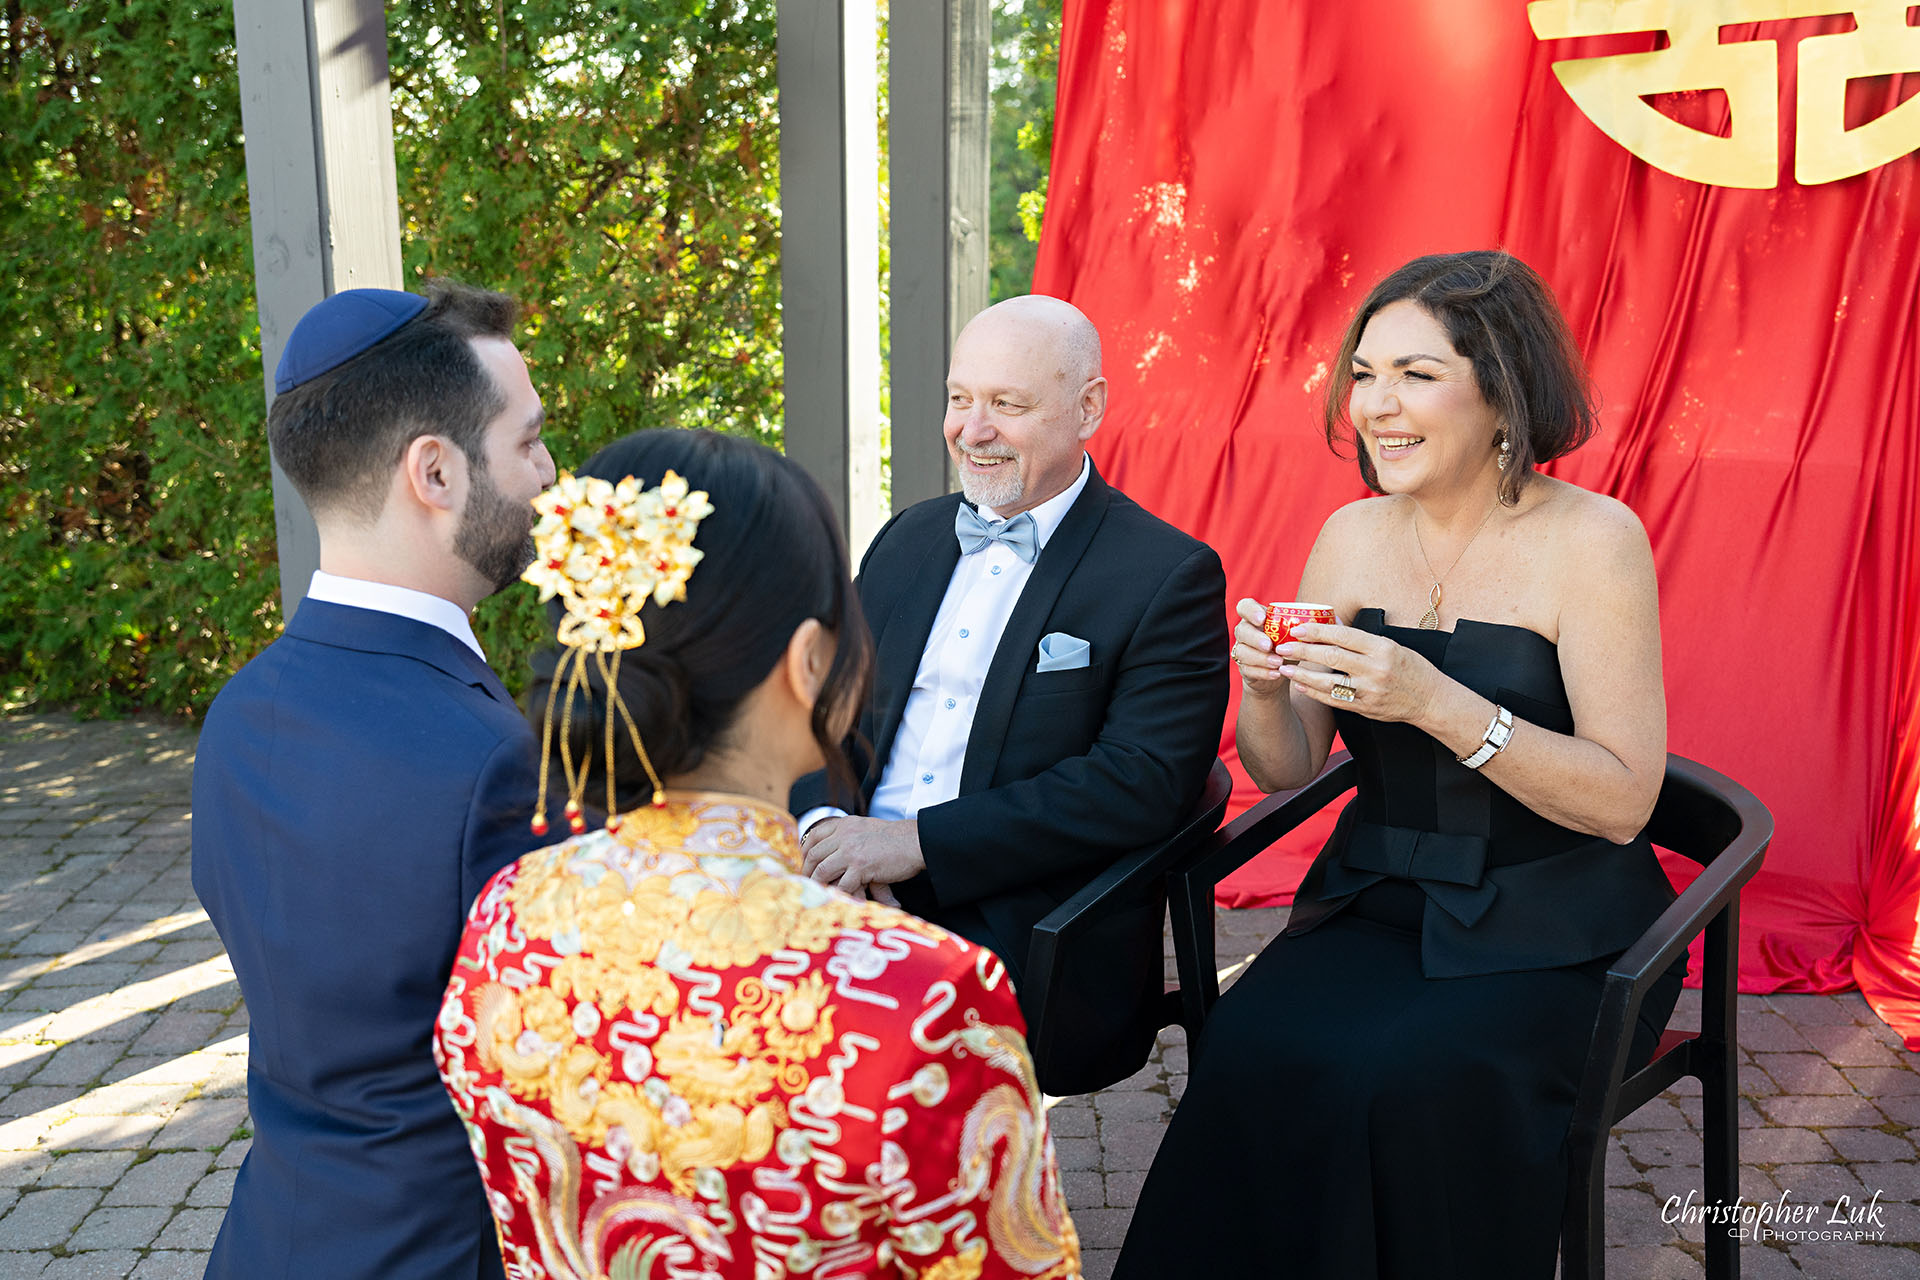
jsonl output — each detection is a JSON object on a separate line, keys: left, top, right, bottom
{"left": 1276, "top": 622, "right": 1445, "bottom": 724}
{"left": 1230, "top": 599, "right": 1291, "bottom": 699}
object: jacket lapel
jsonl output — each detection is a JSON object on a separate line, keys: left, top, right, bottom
{"left": 867, "top": 510, "right": 963, "bottom": 792}
{"left": 957, "top": 469, "right": 1112, "bottom": 793}
{"left": 288, "top": 600, "right": 514, "bottom": 705}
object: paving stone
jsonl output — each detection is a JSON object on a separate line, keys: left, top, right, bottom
{"left": 1621, "top": 1130, "right": 1704, "bottom": 1167}
{"left": 40, "top": 1113, "right": 168, "bottom": 1152}
{"left": 1060, "top": 1169, "right": 1102, "bottom": 1212}
{"left": 146, "top": 1098, "right": 248, "bottom": 1152}
{"left": 1046, "top": 1106, "right": 1094, "bottom": 1139}
{"left": 1603, "top": 1186, "right": 1680, "bottom": 1246}
{"left": 1849, "top": 1162, "right": 1920, "bottom": 1201}
{"left": 1733, "top": 1244, "right": 1804, "bottom": 1278}
{"left": 0, "top": 1255, "right": 53, "bottom": 1280}
{"left": 1079, "top": 1247, "right": 1117, "bottom": 1280}
{"left": 102, "top": 1151, "right": 213, "bottom": 1209}
{"left": 69, "top": 1204, "right": 170, "bottom": 1250}
{"left": 151, "top": 1206, "right": 222, "bottom": 1250}
{"left": 0, "top": 1088, "right": 81, "bottom": 1121}
{"left": 1103, "top": 1169, "right": 1145, "bottom": 1208}
{"left": 31, "top": 1151, "right": 137, "bottom": 1188}
{"left": 1842, "top": 1067, "right": 1920, "bottom": 1096}
{"left": 66, "top": 1085, "right": 191, "bottom": 1120}
{"left": 1616, "top": 1097, "right": 1690, "bottom": 1131}
{"left": 1785, "top": 1243, "right": 1920, "bottom": 1278}
{"left": 1757, "top": 1094, "right": 1888, "bottom": 1128}
{"left": 1598, "top": 1244, "right": 1703, "bottom": 1277}
{"left": 1067, "top": 1206, "right": 1130, "bottom": 1251}
{"left": 125, "top": 1013, "right": 226, "bottom": 1060}
{"left": 1798, "top": 1024, "right": 1909, "bottom": 1068}
{"left": 1754, "top": 1052, "right": 1856, "bottom": 1095}
{"left": 1089, "top": 1091, "right": 1170, "bottom": 1125}
{"left": 28, "top": 1040, "right": 128, "bottom": 1089}
{"left": 1874, "top": 1094, "right": 1920, "bottom": 1127}
{"left": 1823, "top": 1127, "right": 1917, "bottom": 1162}
{"left": 38, "top": 1252, "right": 143, "bottom": 1280}
{"left": 213, "top": 1139, "right": 249, "bottom": 1169}
{"left": 129, "top": 1253, "right": 206, "bottom": 1280}
{"left": 1742, "top": 1010, "right": 1816, "bottom": 1052}
{"left": 1767, "top": 1161, "right": 1866, "bottom": 1207}
{"left": 1094, "top": 1122, "right": 1167, "bottom": 1172}
{"left": 1768, "top": 992, "right": 1872, "bottom": 1028}
{"left": 185, "top": 1167, "right": 236, "bottom": 1210}
{"left": 1052, "top": 1136, "right": 1099, "bottom": 1173}
{"left": 0, "top": 1186, "right": 101, "bottom": 1249}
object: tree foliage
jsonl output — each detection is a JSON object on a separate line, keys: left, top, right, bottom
{"left": 988, "top": 0, "right": 1059, "bottom": 301}
{"left": 1, "top": 0, "right": 782, "bottom": 714}
{"left": 0, "top": 1, "right": 270, "bottom": 716}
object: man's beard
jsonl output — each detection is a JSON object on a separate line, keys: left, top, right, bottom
{"left": 455, "top": 464, "right": 536, "bottom": 596}
{"left": 955, "top": 449, "right": 1024, "bottom": 511}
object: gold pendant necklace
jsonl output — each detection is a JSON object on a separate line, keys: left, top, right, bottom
{"left": 1412, "top": 499, "right": 1500, "bottom": 630}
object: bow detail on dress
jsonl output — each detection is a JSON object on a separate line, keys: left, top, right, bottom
{"left": 1315, "top": 822, "right": 1500, "bottom": 928}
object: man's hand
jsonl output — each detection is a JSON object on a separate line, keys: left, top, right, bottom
{"left": 802, "top": 816, "right": 925, "bottom": 898}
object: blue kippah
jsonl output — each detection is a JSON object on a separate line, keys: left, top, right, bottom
{"left": 273, "top": 288, "right": 430, "bottom": 394}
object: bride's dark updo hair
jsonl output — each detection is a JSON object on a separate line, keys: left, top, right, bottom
{"left": 524, "top": 429, "right": 872, "bottom": 813}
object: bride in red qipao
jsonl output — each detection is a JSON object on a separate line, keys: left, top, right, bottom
{"left": 432, "top": 429, "right": 1081, "bottom": 1280}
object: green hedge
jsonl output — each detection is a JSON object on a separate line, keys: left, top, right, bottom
{"left": 1, "top": 1, "right": 781, "bottom": 716}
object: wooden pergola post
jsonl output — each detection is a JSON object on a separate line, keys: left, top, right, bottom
{"left": 887, "top": 0, "right": 990, "bottom": 512}
{"left": 232, "top": 0, "right": 404, "bottom": 619}
{"left": 238, "top": 2, "right": 989, "bottom": 594}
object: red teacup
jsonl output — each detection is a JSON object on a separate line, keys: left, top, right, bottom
{"left": 1263, "top": 602, "right": 1337, "bottom": 649}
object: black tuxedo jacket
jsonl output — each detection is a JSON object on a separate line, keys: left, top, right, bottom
{"left": 796, "top": 462, "right": 1229, "bottom": 1004}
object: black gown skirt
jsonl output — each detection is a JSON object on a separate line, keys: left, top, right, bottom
{"left": 1114, "top": 614, "right": 1683, "bottom": 1280}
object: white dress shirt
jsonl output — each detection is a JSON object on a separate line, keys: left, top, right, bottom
{"left": 304, "top": 570, "right": 487, "bottom": 661}
{"left": 801, "top": 454, "right": 1090, "bottom": 835}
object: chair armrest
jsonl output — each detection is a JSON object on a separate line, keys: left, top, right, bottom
{"left": 1570, "top": 755, "right": 1773, "bottom": 1146}
{"left": 1168, "top": 754, "right": 1356, "bottom": 1030}
{"left": 1026, "top": 760, "right": 1233, "bottom": 1034}
{"left": 1176, "top": 753, "right": 1356, "bottom": 892}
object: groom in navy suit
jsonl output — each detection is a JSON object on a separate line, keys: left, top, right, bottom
{"left": 794, "top": 296, "right": 1229, "bottom": 1090}
{"left": 192, "top": 283, "right": 555, "bottom": 1279}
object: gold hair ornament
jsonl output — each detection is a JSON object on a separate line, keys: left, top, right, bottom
{"left": 521, "top": 469, "right": 713, "bottom": 835}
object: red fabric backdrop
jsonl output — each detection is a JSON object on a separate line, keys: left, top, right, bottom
{"left": 1030, "top": 1, "right": 1920, "bottom": 1044}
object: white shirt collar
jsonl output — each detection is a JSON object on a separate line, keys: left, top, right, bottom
{"left": 984, "top": 453, "right": 1091, "bottom": 551}
{"left": 304, "top": 570, "right": 486, "bottom": 660}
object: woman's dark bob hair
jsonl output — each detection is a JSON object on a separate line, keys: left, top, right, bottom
{"left": 526, "top": 428, "right": 873, "bottom": 815}
{"left": 1323, "top": 251, "right": 1598, "bottom": 506}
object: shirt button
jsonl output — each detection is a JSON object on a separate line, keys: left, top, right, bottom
{"left": 990, "top": 566, "right": 1002, "bottom": 576}
{"left": 959, "top": 628, "right": 970, "bottom": 638}
{"left": 920, "top": 772, "right": 934, "bottom": 784}
{"left": 945, "top": 698, "right": 956, "bottom": 709}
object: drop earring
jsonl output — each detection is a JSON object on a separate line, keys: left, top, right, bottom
{"left": 1496, "top": 432, "right": 1511, "bottom": 472}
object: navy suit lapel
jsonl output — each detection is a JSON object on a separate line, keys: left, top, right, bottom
{"left": 288, "top": 600, "right": 514, "bottom": 706}
{"left": 867, "top": 510, "right": 963, "bottom": 793}
{"left": 958, "top": 470, "right": 1111, "bottom": 793}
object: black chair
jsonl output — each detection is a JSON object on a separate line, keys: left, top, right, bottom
{"left": 1166, "top": 752, "right": 1771, "bottom": 1280}
{"left": 1023, "top": 758, "right": 1233, "bottom": 1096}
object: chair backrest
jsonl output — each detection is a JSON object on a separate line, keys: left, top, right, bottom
{"left": 1640, "top": 754, "right": 1769, "bottom": 870}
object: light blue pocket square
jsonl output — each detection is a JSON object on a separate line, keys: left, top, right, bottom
{"left": 1036, "top": 632, "right": 1091, "bottom": 672}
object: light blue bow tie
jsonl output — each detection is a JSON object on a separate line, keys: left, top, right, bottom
{"left": 954, "top": 504, "right": 1039, "bottom": 563}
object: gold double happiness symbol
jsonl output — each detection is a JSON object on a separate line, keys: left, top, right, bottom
{"left": 1528, "top": 1, "right": 1920, "bottom": 187}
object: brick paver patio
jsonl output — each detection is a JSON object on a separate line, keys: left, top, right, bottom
{"left": 1, "top": 714, "right": 1915, "bottom": 1277}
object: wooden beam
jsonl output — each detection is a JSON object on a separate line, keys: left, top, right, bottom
{"left": 778, "top": 0, "right": 885, "bottom": 561}
{"left": 888, "top": 0, "right": 990, "bottom": 511}
{"left": 233, "top": 0, "right": 404, "bottom": 618}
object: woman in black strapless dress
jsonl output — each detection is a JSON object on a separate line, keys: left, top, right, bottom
{"left": 1117, "top": 253, "right": 1683, "bottom": 1280}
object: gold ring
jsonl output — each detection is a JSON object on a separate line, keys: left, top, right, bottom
{"left": 1330, "top": 682, "right": 1358, "bottom": 703}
